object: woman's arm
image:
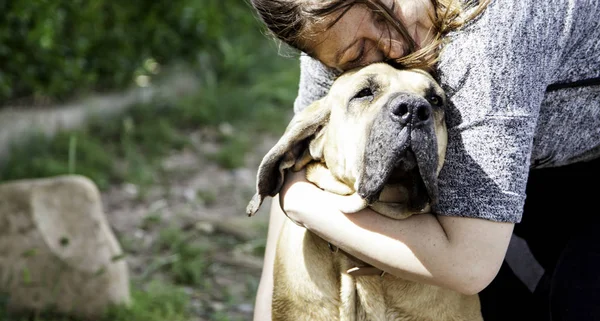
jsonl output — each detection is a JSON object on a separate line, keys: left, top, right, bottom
{"left": 280, "top": 170, "right": 514, "bottom": 295}
{"left": 253, "top": 198, "right": 286, "bottom": 321}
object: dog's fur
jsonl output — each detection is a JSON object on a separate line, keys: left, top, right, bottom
{"left": 247, "top": 63, "right": 482, "bottom": 321}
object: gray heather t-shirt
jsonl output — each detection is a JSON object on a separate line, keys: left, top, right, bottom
{"left": 292, "top": 0, "right": 600, "bottom": 223}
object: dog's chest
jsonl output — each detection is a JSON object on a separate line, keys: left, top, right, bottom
{"left": 273, "top": 222, "right": 481, "bottom": 321}
{"left": 337, "top": 254, "right": 480, "bottom": 321}
{"left": 336, "top": 254, "right": 434, "bottom": 321}
{"left": 340, "top": 262, "right": 429, "bottom": 321}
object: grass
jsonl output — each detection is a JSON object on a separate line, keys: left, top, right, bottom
{"left": 0, "top": 0, "right": 297, "bottom": 320}
{"left": 104, "top": 283, "right": 191, "bottom": 321}
{"left": 153, "top": 226, "right": 210, "bottom": 286}
{"left": 0, "top": 0, "right": 299, "bottom": 191}
{"left": 0, "top": 282, "right": 191, "bottom": 321}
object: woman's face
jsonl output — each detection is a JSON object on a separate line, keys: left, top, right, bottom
{"left": 302, "top": 0, "right": 435, "bottom": 72}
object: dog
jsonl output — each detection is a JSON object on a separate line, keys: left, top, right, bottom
{"left": 247, "top": 63, "right": 482, "bottom": 321}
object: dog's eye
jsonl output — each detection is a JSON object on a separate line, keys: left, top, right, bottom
{"left": 354, "top": 87, "right": 373, "bottom": 99}
{"left": 428, "top": 95, "right": 443, "bottom": 106}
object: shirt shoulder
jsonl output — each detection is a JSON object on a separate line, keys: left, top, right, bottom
{"left": 434, "top": 0, "right": 600, "bottom": 222}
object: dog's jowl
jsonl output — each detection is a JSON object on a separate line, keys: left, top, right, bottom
{"left": 247, "top": 63, "right": 482, "bottom": 321}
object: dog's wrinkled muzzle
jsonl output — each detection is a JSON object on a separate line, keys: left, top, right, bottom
{"left": 357, "top": 92, "right": 440, "bottom": 209}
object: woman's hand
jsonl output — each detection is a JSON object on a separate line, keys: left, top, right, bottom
{"left": 278, "top": 168, "right": 354, "bottom": 228}
{"left": 277, "top": 169, "right": 312, "bottom": 227}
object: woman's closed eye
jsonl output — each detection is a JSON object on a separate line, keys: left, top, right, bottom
{"left": 347, "top": 44, "right": 364, "bottom": 65}
{"left": 341, "top": 40, "right": 385, "bottom": 70}
{"left": 341, "top": 41, "right": 365, "bottom": 69}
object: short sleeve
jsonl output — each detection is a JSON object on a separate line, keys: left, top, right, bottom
{"left": 433, "top": 0, "right": 568, "bottom": 222}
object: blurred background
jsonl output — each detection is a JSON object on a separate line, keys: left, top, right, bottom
{"left": 0, "top": 0, "right": 300, "bottom": 320}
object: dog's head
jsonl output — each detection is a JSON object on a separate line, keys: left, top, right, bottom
{"left": 247, "top": 63, "right": 447, "bottom": 217}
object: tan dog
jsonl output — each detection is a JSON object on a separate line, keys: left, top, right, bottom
{"left": 247, "top": 63, "right": 482, "bottom": 321}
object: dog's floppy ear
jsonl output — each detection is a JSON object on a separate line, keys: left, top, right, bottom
{"left": 246, "top": 100, "right": 330, "bottom": 216}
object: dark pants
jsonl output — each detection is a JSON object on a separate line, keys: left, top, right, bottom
{"left": 479, "top": 158, "right": 600, "bottom": 321}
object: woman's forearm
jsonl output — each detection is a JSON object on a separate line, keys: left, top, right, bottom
{"left": 280, "top": 177, "right": 514, "bottom": 295}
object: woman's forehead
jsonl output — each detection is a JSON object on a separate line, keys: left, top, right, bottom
{"left": 301, "top": 5, "right": 374, "bottom": 67}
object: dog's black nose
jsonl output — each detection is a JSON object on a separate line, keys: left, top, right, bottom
{"left": 390, "top": 95, "right": 432, "bottom": 127}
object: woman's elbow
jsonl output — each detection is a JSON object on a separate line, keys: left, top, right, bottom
{"left": 453, "top": 272, "right": 496, "bottom": 296}
{"left": 449, "top": 260, "right": 503, "bottom": 296}
{"left": 436, "top": 217, "right": 513, "bottom": 296}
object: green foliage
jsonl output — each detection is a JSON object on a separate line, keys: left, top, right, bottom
{"left": 155, "top": 227, "right": 210, "bottom": 286}
{"left": 0, "top": 108, "right": 189, "bottom": 189}
{"left": 103, "top": 282, "right": 190, "bottom": 321}
{"left": 0, "top": 282, "right": 191, "bottom": 321}
{"left": 0, "top": 0, "right": 264, "bottom": 104}
{"left": 208, "top": 136, "right": 251, "bottom": 170}
{"left": 0, "top": 0, "right": 299, "bottom": 187}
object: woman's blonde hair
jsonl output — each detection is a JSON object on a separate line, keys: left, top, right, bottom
{"left": 251, "top": 0, "right": 489, "bottom": 70}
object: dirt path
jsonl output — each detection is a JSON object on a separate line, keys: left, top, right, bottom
{"left": 100, "top": 130, "right": 279, "bottom": 320}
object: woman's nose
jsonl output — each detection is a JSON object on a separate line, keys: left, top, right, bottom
{"left": 378, "top": 37, "right": 404, "bottom": 60}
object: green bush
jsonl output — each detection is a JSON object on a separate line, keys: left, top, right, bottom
{"left": 0, "top": 0, "right": 254, "bottom": 105}
{"left": 0, "top": 0, "right": 302, "bottom": 187}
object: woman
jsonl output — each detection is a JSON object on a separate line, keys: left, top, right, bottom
{"left": 250, "top": 0, "right": 600, "bottom": 320}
